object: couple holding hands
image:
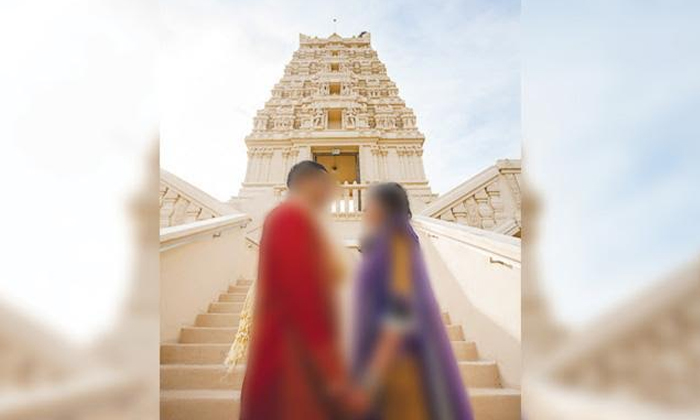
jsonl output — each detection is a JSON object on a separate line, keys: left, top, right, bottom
{"left": 240, "top": 161, "right": 472, "bottom": 420}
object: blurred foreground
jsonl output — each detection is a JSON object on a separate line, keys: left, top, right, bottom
{"left": 0, "top": 147, "right": 160, "bottom": 419}
{"left": 0, "top": 0, "right": 159, "bottom": 417}
{"left": 522, "top": 1, "right": 700, "bottom": 418}
{"left": 523, "top": 190, "right": 700, "bottom": 418}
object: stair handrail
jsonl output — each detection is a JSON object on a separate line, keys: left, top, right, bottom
{"left": 160, "top": 213, "right": 253, "bottom": 343}
{"left": 160, "top": 213, "right": 251, "bottom": 251}
{"left": 412, "top": 215, "right": 520, "bottom": 268}
{"left": 412, "top": 215, "right": 521, "bottom": 387}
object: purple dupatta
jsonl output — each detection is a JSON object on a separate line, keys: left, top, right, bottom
{"left": 352, "top": 219, "right": 473, "bottom": 420}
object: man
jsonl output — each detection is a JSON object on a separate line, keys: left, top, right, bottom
{"left": 240, "top": 161, "right": 363, "bottom": 419}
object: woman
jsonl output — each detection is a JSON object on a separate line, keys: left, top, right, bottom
{"left": 353, "top": 183, "right": 473, "bottom": 420}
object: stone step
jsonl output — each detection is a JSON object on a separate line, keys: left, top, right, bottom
{"left": 470, "top": 388, "right": 521, "bottom": 420}
{"left": 196, "top": 314, "right": 240, "bottom": 328}
{"left": 163, "top": 340, "right": 474, "bottom": 365}
{"left": 217, "top": 293, "right": 247, "bottom": 303}
{"left": 161, "top": 362, "right": 499, "bottom": 389}
{"left": 161, "top": 344, "right": 231, "bottom": 365}
{"left": 161, "top": 361, "right": 501, "bottom": 392}
{"left": 160, "top": 388, "right": 520, "bottom": 420}
{"left": 441, "top": 311, "right": 451, "bottom": 324}
{"left": 161, "top": 365, "right": 243, "bottom": 390}
{"left": 180, "top": 327, "right": 238, "bottom": 344}
{"left": 227, "top": 285, "right": 249, "bottom": 294}
{"left": 236, "top": 279, "right": 254, "bottom": 287}
{"left": 446, "top": 324, "right": 465, "bottom": 341}
{"left": 451, "top": 340, "right": 478, "bottom": 361}
{"left": 459, "top": 361, "right": 500, "bottom": 388}
{"left": 208, "top": 302, "right": 244, "bottom": 314}
{"left": 160, "top": 390, "right": 240, "bottom": 420}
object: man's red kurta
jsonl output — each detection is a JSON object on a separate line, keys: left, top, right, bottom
{"left": 240, "top": 202, "right": 345, "bottom": 420}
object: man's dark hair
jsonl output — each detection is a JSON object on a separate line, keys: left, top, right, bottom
{"left": 369, "top": 182, "right": 412, "bottom": 219}
{"left": 286, "top": 160, "right": 328, "bottom": 189}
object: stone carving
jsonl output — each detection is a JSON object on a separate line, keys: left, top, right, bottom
{"left": 243, "top": 34, "right": 419, "bottom": 139}
{"left": 375, "top": 115, "right": 395, "bottom": 130}
{"left": 373, "top": 104, "right": 396, "bottom": 130}
{"left": 503, "top": 172, "right": 521, "bottom": 223}
{"left": 343, "top": 107, "right": 356, "bottom": 129}
{"left": 300, "top": 112, "right": 314, "bottom": 129}
{"left": 312, "top": 108, "right": 325, "bottom": 129}
{"left": 253, "top": 115, "right": 268, "bottom": 131}
{"left": 356, "top": 113, "right": 370, "bottom": 129}
{"left": 271, "top": 107, "right": 294, "bottom": 131}
{"left": 401, "top": 113, "right": 416, "bottom": 129}
{"left": 160, "top": 170, "right": 234, "bottom": 228}
{"left": 272, "top": 116, "right": 292, "bottom": 131}
{"left": 422, "top": 160, "right": 521, "bottom": 235}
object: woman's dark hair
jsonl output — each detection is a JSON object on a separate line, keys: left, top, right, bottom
{"left": 369, "top": 182, "right": 412, "bottom": 220}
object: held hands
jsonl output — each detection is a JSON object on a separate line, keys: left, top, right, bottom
{"left": 342, "top": 368, "right": 381, "bottom": 416}
{"left": 329, "top": 379, "right": 372, "bottom": 417}
{"left": 342, "top": 386, "right": 372, "bottom": 416}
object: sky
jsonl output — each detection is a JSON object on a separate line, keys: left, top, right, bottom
{"left": 524, "top": 0, "right": 700, "bottom": 327}
{"left": 2, "top": 0, "right": 698, "bottom": 345}
{"left": 160, "top": 0, "right": 521, "bottom": 199}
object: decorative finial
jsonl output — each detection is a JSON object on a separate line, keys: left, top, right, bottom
{"left": 332, "top": 18, "right": 338, "bottom": 34}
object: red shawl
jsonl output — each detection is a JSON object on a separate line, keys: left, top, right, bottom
{"left": 240, "top": 202, "right": 346, "bottom": 420}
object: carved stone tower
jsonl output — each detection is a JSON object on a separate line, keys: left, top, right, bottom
{"left": 236, "top": 32, "right": 434, "bottom": 219}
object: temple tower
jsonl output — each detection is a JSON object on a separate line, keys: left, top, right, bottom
{"left": 236, "top": 32, "right": 434, "bottom": 219}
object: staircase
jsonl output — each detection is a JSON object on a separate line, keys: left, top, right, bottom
{"left": 160, "top": 279, "right": 521, "bottom": 420}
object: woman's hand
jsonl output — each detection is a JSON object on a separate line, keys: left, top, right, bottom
{"left": 342, "top": 386, "right": 372, "bottom": 416}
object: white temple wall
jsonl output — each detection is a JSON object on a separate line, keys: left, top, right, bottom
{"left": 413, "top": 216, "right": 522, "bottom": 389}
{"left": 270, "top": 149, "right": 284, "bottom": 184}
{"left": 359, "top": 144, "right": 374, "bottom": 181}
{"left": 385, "top": 147, "right": 401, "bottom": 181}
{"left": 160, "top": 214, "right": 253, "bottom": 343}
{"left": 298, "top": 144, "right": 312, "bottom": 161}
{"left": 372, "top": 148, "right": 387, "bottom": 181}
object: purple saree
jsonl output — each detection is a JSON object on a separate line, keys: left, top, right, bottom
{"left": 352, "top": 219, "right": 473, "bottom": 420}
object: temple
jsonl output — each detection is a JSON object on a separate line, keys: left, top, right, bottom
{"left": 233, "top": 32, "right": 434, "bottom": 222}
{"left": 160, "top": 33, "right": 523, "bottom": 420}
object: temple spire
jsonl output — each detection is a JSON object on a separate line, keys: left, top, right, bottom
{"left": 239, "top": 33, "right": 434, "bottom": 217}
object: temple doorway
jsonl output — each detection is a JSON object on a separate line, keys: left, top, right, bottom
{"left": 313, "top": 148, "right": 359, "bottom": 184}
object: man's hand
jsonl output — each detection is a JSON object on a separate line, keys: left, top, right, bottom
{"left": 342, "top": 386, "right": 372, "bottom": 416}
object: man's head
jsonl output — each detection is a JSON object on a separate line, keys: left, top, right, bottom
{"left": 286, "top": 160, "right": 334, "bottom": 211}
